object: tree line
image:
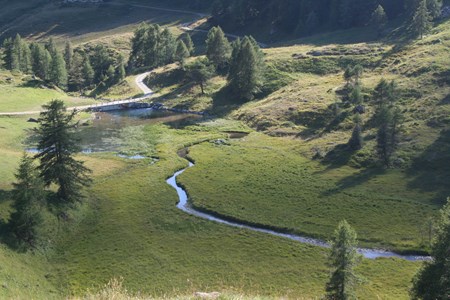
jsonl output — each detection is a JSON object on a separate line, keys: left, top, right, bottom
{"left": 1, "top": 35, "right": 126, "bottom": 93}
{"left": 211, "top": 0, "right": 443, "bottom": 37}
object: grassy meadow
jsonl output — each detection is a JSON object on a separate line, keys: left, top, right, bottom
{"left": 0, "top": 3, "right": 449, "bottom": 299}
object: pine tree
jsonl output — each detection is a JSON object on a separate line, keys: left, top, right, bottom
{"left": 186, "top": 58, "right": 215, "bottom": 95}
{"left": 349, "top": 85, "right": 363, "bottom": 104}
{"left": 2, "top": 37, "right": 13, "bottom": 69}
{"left": 45, "top": 38, "right": 57, "bottom": 56}
{"left": 174, "top": 40, "right": 190, "bottom": 68}
{"left": 50, "top": 51, "right": 68, "bottom": 89}
{"left": 82, "top": 56, "right": 94, "bottom": 88}
{"left": 180, "top": 32, "right": 195, "bottom": 55}
{"left": 325, "top": 220, "right": 362, "bottom": 300}
{"left": 427, "top": 0, "right": 443, "bottom": 20}
{"left": 206, "top": 26, "right": 232, "bottom": 69}
{"left": 11, "top": 34, "right": 22, "bottom": 71}
{"left": 159, "top": 28, "right": 176, "bottom": 65}
{"left": 370, "top": 5, "right": 388, "bottom": 37}
{"left": 116, "top": 60, "right": 126, "bottom": 83}
{"left": 68, "top": 51, "right": 84, "bottom": 91}
{"left": 35, "top": 100, "right": 92, "bottom": 205}
{"left": 9, "top": 154, "right": 45, "bottom": 247}
{"left": 412, "top": 197, "right": 450, "bottom": 299}
{"left": 20, "top": 42, "right": 32, "bottom": 73}
{"left": 64, "top": 41, "right": 73, "bottom": 71}
{"left": 348, "top": 114, "right": 363, "bottom": 150}
{"left": 410, "top": 0, "right": 433, "bottom": 39}
{"left": 228, "top": 36, "right": 265, "bottom": 101}
{"left": 106, "top": 64, "right": 116, "bottom": 85}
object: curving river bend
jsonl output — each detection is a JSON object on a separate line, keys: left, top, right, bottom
{"left": 167, "top": 161, "right": 431, "bottom": 262}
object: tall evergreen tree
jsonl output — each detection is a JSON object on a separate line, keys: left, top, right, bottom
{"left": 179, "top": 32, "right": 195, "bottom": 55}
{"left": 82, "top": 56, "right": 95, "bottom": 88}
{"left": 64, "top": 41, "right": 73, "bottom": 71}
{"left": 411, "top": 197, "right": 450, "bottom": 299}
{"left": 370, "top": 5, "right": 388, "bottom": 37}
{"left": 68, "top": 51, "right": 84, "bottom": 91}
{"left": 35, "top": 100, "right": 92, "bottom": 205}
{"left": 45, "top": 38, "right": 57, "bottom": 56}
{"left": 159, "top": 28, "right": 176, "bottom": 65}
{"left": 174, "top": 40, "right": 190, "bottom": 68}
{"left": 325, "top": 220, "right": 362, "bottom": 300}
{"left": 410, "top": 0, "right": 433, "bottom": 39}
{"left": 206, "top": 26, "right": 232, "bottom": 69}
{"left": 348, "top": 114, "right": 364, "bottom": 150}
{"left": 427, "top": 0, "right": 443, "bottom": 20}
{"left": 116, "top": 60, "right": 126, "bottom": 83}
{"left": 9, "top": 154, "right": 45, "bottom": 247}
{"left": 2, "top": 37, "right": 13, "bottom": 69}
{"left": 228, "top": 36, "right": 265, "bottom": 101}
{"left": 50, "top": 51, "right": 68, "bottom": 89}
{"left": 11, "top": 34, "right": 23, "bottom": 71}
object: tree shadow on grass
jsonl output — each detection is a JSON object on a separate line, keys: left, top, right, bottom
{"left": 320, "top": 167, "right": 386, "bottom": 197}
{"left": 406, "top": 129, "right": 450, "bottom": 206}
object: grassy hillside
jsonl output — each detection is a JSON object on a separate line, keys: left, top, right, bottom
{"left": 0, "top": 3, "right": 448, "bottom": 300}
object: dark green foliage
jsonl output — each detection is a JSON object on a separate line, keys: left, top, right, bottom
{"left": 348, "top": 85, "right": 363, "bottom": 104}
{"left": 50, "top": 51, "right": 68, "bottom": 89}
{"left": 343, "top": 64, "right": 363, "bottom": 87}
{"left": 427, "top": 0, "right": 443, "bottom": 19}
{"left": 325, "top": 220, "right": 361, "bottom": 300}
{"left": 9, "top": 34, "right": 32, "bottom": 73}
{"left": 228, "top": 36, "right": 265, "bottom": 101}
{"left": 116, "top": 60, "right": 126, "bottom": 83}
{"left": 174, "top": 40, "right": 190, "bottom": 68}
{"left": 31, "top": 43, "right": 52, "bottom": 81}
{"left": 412, "top": 198, "right": 450, "bottom": 299}
{"left": 2, "top": 37, "right": 13, "bottom": 69}
{"left": 9, "top": 154, "right": 45, "bottom": 247}
{"left": 348, "top": 115, "right": 363, "bottom": 150}
{"left": 128, "top": 22, "right": 177, "bottom": 71}
{"left": 35, "top": 100, "right": 92, "bottom": 205}
{"left": 45, "top": 38, "right": 57, "bottom": 56}
{"left": 370, "top": 5, "right": 388, "bottom": 37}
{"left": 374, "top": 79, "right": 402, "bottom": 166}
{"left": 206, "top": 26, "right": 231, "bottom": 69}
{"left": 179, "top": 32, "right": 195, "bottom": 55}
{"left": 82, "top": 56, "right": 94, "bottom": 88}
{"left": 409, "top": 0, "right": 433, "bottom": 39}
{"left": 185, "top": 58, "right": 215, "bottom": 94}
{"left": 64, "top": 41, "right": 73, "bottom": 71}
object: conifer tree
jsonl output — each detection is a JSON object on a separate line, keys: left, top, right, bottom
{"left": 64, "top": 41, "right": 73, "bottom": 71}
{"left": 9, "top": 154, "right": 45, "bottom": 247}
{"left": 50, "top": 51, "right": 68, "bottom": 89}
{"left": 11, "top": 34, "right": 22, "bottom": 71}
{"left": 206, "top": 26, "right": 232, "bottom": 69}
{"left": 325, "top": 220, "right": 362, "bottom": 300}
{"left": 68, "top": 51, "right": 84, "bottom": 91}
{"left": 35, "top": 100, "right": 92, "bottom": 205}
{"left": 82, "top": 56, "right": 94, "bottom": 88}
{"left": 427, "top": 0, "right": 443, "bottom": 20}
{"left": 45, "top": 38, "right": 57, "bottom": 56}
{"left": 159, "top": 28, "right": 176, "bottom": 65}
{"left": 412, "top": 197, "right": 450, "bottom": 299}
{"left": 410, "top": 0, "right": 433, "bottom": 39}
{"left": 348, "top": 114, "right": 363, "bottom": 150}
{"left": 2, "top": 38, "right": 13, "bottom": 69}
{"left": 186, "top": 58, "right": 215, "bottom": 95}
{"left": 179, "top": 32, "right": 195, "bottom": 55}
{"left": 174, "top": 39, "right": 190, "bottom": 68}
{"left": 370, "top": 5, "right": 388, "bottom": 37}
{"left": 116, "top": 60, "right": 126, "bottom": 83}
{"left": 228, "top": 36, "right": 265, "bottom": 101}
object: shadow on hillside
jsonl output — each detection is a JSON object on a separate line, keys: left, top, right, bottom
{"left": 439, "top": 94, "right": 450, "bottom": 105}
{"left": 320, "top": 168, "right": 385, "bottom": 197}
{"left": 0, "top": 190, "right": 11, "bottom": 244}
{"left": 1, "top": 3, "right": 193, "bottom": 41}
{"left": 406, "top": 129, "right": 450, "bottom": 206}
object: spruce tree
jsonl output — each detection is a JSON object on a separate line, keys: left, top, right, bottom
{"left": 348, "top": 114, "right": 363, "bottom": 150}
{"left": 325, "top": 220, "right": 362, "bottom": 300}
{"left": 370, "top": 5, "right": 388, "bottom": 37}
{"left": 11, "top": 34, "right": 22, "bottom": 71}
{"left": 45, "top": 38, "right": 57, "bottom": 56}
{"left": 174, "top": 40, "right": 190, "bottom": 68}
{"left": 206, "top": 26, "right": 232, "bottom": 69}
{"left": 412, "top": 198, "right": 450, "bottom": 299}
{"left": 410, "top": 0, "right": 433, "bottom": 39}
{"left": 50, "top": 51, "right": 68, "bottom": 89}
{"left": 427, "top": 0, "right": 443, "bottom": 20}
{"left": 228, "top": 36, "right": 265, "bottom": 101}
{"left": 180, "top": 32, "right": 195, "bottom": 55}
{"left": 9, "top": 154, "right": 45, "bottom": 247}
{"left": 82, "top": 56, "right": 94, "bottom": 88}
{"left": 116, "top": 60, "right": 126, "bottom": 83}
{"left": 64, "top": 41, "right": 73, "bottom": 71}
{"left": 159, "top": 28, "right": 176, "bottom": 65}
{"left": 35, "top": 100, "right": 92, "bottom": 205}
{"left": 68, "top": 51, "right": 84, "bottom": 91}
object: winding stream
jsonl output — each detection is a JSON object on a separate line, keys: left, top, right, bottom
{"left": 167, "top": 161, "right": 431, "bottom": 261}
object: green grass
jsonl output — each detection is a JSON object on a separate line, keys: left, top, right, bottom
{"left": 0, "top": 71, "right": 96, "bottom": 113}
{"left": 182, "top": 133, "right": 442, "bottom": 252}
